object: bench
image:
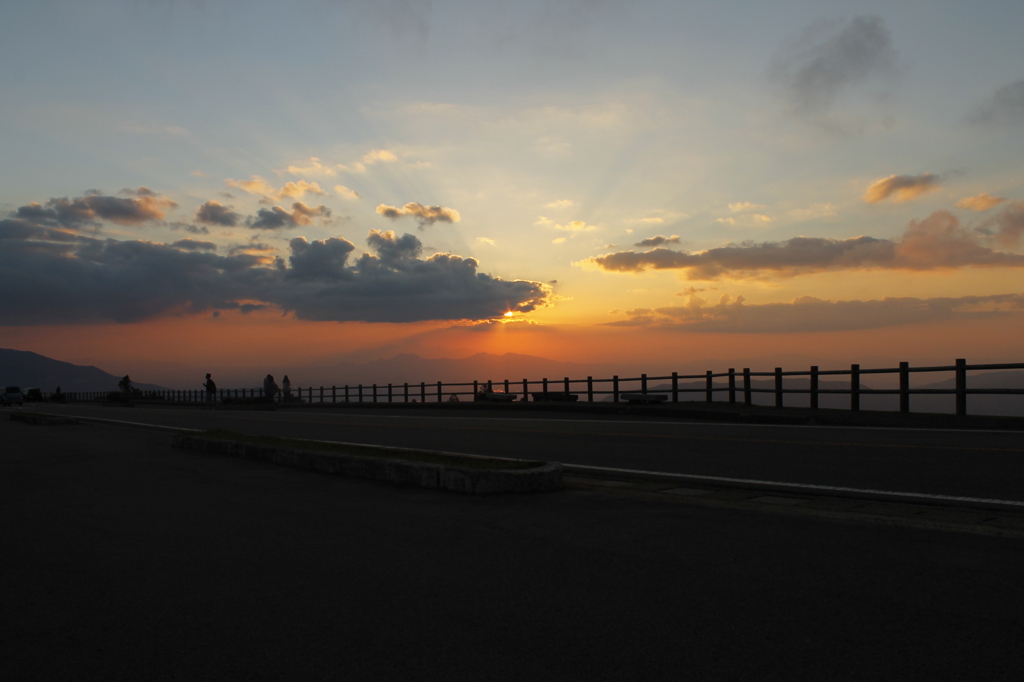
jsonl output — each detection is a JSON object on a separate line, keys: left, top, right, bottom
{"left": 620, "top": 392, "right": 668, "bottom": 404}
{"left": 531, "top": 392, "right": 578, "bottom": 402}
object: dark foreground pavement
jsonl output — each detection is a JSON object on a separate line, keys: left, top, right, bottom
{"left": 3, "top": 418, "right": 1024, "bottom": 681}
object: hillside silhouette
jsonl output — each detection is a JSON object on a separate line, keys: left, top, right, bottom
{"left": 0, "top": 348, "right": 167, "bottom": 392}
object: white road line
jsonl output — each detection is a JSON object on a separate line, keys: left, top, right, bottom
{"left": 34, "top": 410, "right": 1024, "bottom": 508}
{"left": 563, "top": 464, "right": 1024, "bottom": 508}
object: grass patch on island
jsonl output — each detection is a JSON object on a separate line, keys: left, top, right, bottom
{"left": 200, "top": 429, "right": 539, "bottom": 471}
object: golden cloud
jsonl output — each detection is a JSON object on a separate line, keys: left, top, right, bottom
{"left": 863, "top": 173, "right": 941, "bottom": 203}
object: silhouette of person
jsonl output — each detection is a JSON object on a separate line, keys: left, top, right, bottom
{"left": 204, "top": 373, "right": 217, "bottom": 406}
{"left": 282, "top": 375, "right": 291, "bottom": 401}
{"left": 264, "top": 374, "right": 278, "bottom": 402}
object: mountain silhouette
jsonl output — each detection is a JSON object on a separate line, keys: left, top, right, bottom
{"left": 0, "top": 348, "right": 167, "bottom": 392}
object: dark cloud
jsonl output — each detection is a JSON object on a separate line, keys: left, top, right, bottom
{"left": 634, "top": 235, "right": 680, "bottom": 248}
{"left": 195, "top": 200, "right": 241, "bottom": 227}
{"left": 171, "top": 239, "right": 217, "bottom": 251}
{"left": 608, "top": 293, "right": 1024, "bottom": 333}
{"left": 286, "top": 237, "right": 357, "bottom": 281}
{"left": 863, "top": 173, "right": 941, "bottom": 203}
{"left": 586, "top": 210, "right": 1024, "bottom": 280}
{"left": 247, "top": 202, "right": 331, "bottom": 230}
{"left": 169, "top": 221, "right": 210, "bottom": 235}
{"left": 12, "top": 190, "right": 176, "bottom": 228}
{"left": 376, "top": 202, "right": 460, "bottom": 228}
{"left": 0, "top": 202, "right": 552, "bottom": 325}
{"left": 770, "top": 15, "right": 896, "bottom": 115}
{"left": 971, "top": 80, "right": 1024, "bottom": 126}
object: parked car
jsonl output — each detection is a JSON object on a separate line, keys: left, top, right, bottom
{"left": 25, "top": 388, "right": 43, "bottom": 402}
{"left": 2, "top": 386, "right": 24, "bottom": 406}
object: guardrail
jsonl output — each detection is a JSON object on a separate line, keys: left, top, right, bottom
{"left": 53, "top": 358, "right": 1024, "bottom": 417}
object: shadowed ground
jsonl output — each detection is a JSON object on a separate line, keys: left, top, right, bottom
{"left": 3, "top": 418, "right": 1024, "bottom": 681}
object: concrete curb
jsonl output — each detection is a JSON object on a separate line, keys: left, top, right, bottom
{"left": 171, "top": 434, "right": 563, "bottom": 495}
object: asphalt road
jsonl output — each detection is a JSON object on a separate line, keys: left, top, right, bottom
{"left": 4, "top": 416, "right": 1024, "bottom": 681}
{"left": 26, "top": 402, "right": 1024, "bottom": 503}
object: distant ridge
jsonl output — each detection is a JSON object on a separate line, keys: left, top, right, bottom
{"left": 0, "top": 348, "right": 166, "bottom": 392}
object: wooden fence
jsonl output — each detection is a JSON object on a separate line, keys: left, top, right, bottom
{"left": 55, "top": 358, "right": 1024, "bottom": 417}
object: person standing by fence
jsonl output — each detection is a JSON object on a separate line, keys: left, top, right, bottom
{"left": 282, "top": 375, "right": 291, "bottom": 402}
{"left": 264, "top": 374, "right": 279, "bottom": 403}
{"left": 204, "top": 373, "right": 217, "bottom": 408}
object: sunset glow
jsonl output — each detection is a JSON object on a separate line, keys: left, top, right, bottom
{"left": 2, "top": 1, "right": 1023, "bottom": 386}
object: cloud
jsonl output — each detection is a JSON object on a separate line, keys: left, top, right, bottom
{"left": 728, "top": 202, "right": 767, "bottom": 213}
{"left": 536, "top": 216, "right": 597, "bottom": 232}
{"left": 770, "top": 15, "right": 897, "bottom": 115}
{"left": 956, "top": 193, "right": 1007, "bottom": 212}
{"left": 863, "top": 173, "right": 941, "bottom": 203}
{"left": 715, "top": 214, "right": 772, "bottom": 226}
{"left": 971, "top": 80, "right": 1024, "bottom": 126}
{"left": 334, "top": 184, "right": 360, "bottom": 200}
{"left": 634, "top": 235, "right": 680, "bottom": 248}
{"left": 169, "top": 222, "right": 210, "bottom": 235}
{"left": 225, "top": 176, "right": 326, "bottom": 201}
{"left": 607, "top": 293, "right": 1024, "bottom": 333}
{"left": 283, "top": 157, "right": 337, "bottom": 177}
{"left": 0, "top": 202, "right": 554, "bottom": 325}
{"left": 247, "top": 202, "right": 331, "bottom": 230}
{"left": 584, "top": 210, "right": 1024, "bottom": 280}
{"left": 476, "top": 237, "right": 496, "bottom": 246}
{"left": 171, "top": 239, "right": 217, "bottom": 252}
{"left": 979, "top": 202, "right": 1024, "bottom": 248}
{"left": 362, "top": 149, "right": 398, "bottom": 164}
{"left": 276, "top": 180, "right": 327, "bottom": 200}
{"left": 11, "top": 190, "right": 176, "bottom": 228}
{"left": 786, "top": 203, "right": 839, "bottom": 222}
{"left": 376, "top": 202, "right": 461, "bottom": 227}
{"left": 195, "top": 200, "right": 241, "bottom": 227}
{"left": 225, "top": 176, "right": 276, "bottom": 196}
{"left": 544, "top": 199, "right": 575, "bottom": 209}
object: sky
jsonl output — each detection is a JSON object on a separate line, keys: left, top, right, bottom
{"left": 2, "top": 0, "right": 1023, "bottom": 387}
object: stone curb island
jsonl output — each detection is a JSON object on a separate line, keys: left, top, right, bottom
{"left": 171, "top": 434, "right": 563, "bottom": 495}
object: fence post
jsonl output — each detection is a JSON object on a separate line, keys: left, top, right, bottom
{"left": 372, "top": 384, "right": 377, "bottom": 403}
{"left": 956, "top": 358, "right": 967, "bottom": 416}
{"left": 671, "top": 372, "right": 678, "bottom": 403}
{"left": 899, "top": 361, "right": 910, "bottom": 413}
{"left": 543, "top": 377, "right": 548, "bottom": 393}
{"left": 728, "top": 368, "right": 736, "bottom": 404}
{"left": 332, "top": 386, "right": 336, "bottom": 403}
{"left": 358, "top": 384, "right": 363, "bottom": 403}
{"left": 564, "top": 376, "right": 570, "bottom": 394}
{"left": 613, "top": 375, "right": 619, "bottom": 403}
{"left": 743, "top": 369, "right": 751, "bottom": 406}
{"left": 851, "top": 364, "right": 860, "bottom": 411}
{"left": 523, "top": 379, "right": 528, "bottom": 401}
{"left": 587, "top": 376, "right": 594, "bottom": 402}
{"left": 774, "top": 367, "right": 783, "bottom": 408}
{"left": 473, "top": 380, "right": 479, "bottom": 397}
{"left": 641, "top": 373, "right": 648, "bottom": 394}
{"left": 420, "top": 382, "right": 426, "bottom": 402}
{"left": 705, "top": 371, "right": 713, "bottom": 403}
{"left": 404, "top": 383, "right": 409, "bottom": 403}
{"left": 437, "top": 381, "right": 442, "bottom": 403}
{"left": 810, "top": 366, "right": 819, "bottom": 409}
{"left": 320, "top": 386, "right": 324, "bottom": 404}
{"left": 504, "top": 379, "right": 510, "bottom": 395}
{"left": 388, "top": 383, "right": 393, "bottom": 403}
{"left": 345, "top": 385, "right": 349, "bottom": 402}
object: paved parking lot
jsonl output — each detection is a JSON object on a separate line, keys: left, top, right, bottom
{"left": 4, "top": 416, "right": 1024, "bottom": 680}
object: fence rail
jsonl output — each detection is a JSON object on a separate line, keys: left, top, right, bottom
{"left": 55, "top": 359, "right": 1024, "bottom": 417}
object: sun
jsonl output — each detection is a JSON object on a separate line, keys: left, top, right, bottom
{"left": 503, "top": 311, "right": 514, "bottom": 317}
